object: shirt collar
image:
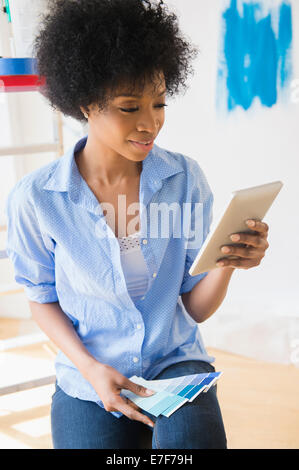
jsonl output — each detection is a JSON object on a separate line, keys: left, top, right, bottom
{"left": 43, "top": 134, "right": 184, "bottom": 212}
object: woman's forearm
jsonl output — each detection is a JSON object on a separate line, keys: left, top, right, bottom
{"left": 182, "top": 267, "right": 235, "bottom": 323}
{"left": 28, "top": 301, "right": 102, "bottom": 379}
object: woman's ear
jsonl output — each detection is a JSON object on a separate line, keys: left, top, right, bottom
{"left": 80, "top": 106, "right": 89, "bottom": 119}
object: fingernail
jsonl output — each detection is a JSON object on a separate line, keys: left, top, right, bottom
{"left": 148, "top": 422, "right": 154, "bottom": 428}
{"left": 146, "top": 389, "right": 155, "bottom": 395}
{"left": 247, "top": 220, "right": 255, "bottom": 227}
{"left": 231, "top": 234, "right": 240, "bottom": 241}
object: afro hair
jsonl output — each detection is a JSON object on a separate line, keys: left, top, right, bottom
{"left": 33, "top": 0, "right": 199, "bottom": 122}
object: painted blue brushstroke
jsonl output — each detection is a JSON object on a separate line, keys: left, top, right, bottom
{"left": 277, "top": 2, "right": 292, "bottom": 88}
{"left": 217, "top": 0, "right": 293, "bottom": 112}
{"left": 254, "top": 13, "right": 278, "bottom": 107}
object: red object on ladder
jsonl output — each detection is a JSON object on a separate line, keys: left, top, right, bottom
{"left": 0, "top": 74, "right": 46, "bottom": 92}
{"left": 0, "top": 58, "right": 46, "bottom": 92}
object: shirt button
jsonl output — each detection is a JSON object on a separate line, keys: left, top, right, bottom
{"left": 152, "top": 272, "right": 157, "bottom": 278}
{"left": 141, "top": 296, "right": 145, "bottom": 300}
{"left": 142, "top": 239, "right": 147, "bottom": 244}
{"left": 136, "top": 324, "right": 142, "bottom": 329}
{"left": 133, "top": 357, "right": 139, "bottom": 363}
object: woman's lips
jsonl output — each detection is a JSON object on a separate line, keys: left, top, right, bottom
{"left": 129, "top": 140, "right": 154, "bottom": 151}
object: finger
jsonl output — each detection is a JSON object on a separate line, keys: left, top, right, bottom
{"left": 124, "top": 379, "right": 156, "bottom": 398}
{"left": 246, "top": 219, "right": 269, "bottom": 235}
{"left": 220, "top": 245, "right": 264, "bottom": 259}
{"left": 229, "top": 233, "right": 269, "bottom": 249}
{"left": 216, "top": 257, "right": 262, "bottom": 269}
{"left": 117, "top": 397, "right": 155, "bottom": 427}
{"left": 124, "top": 396, "right": 142, "bottom": 413}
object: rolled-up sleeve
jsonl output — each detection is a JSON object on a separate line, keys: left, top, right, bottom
{"left": 5, "top": 184, "right": 58, "bottom": 304}
{"left": 179, "top": 160, "right": 214, "bottom": 295}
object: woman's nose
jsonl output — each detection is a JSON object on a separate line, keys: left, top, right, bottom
{"left": 136, "top": 110, "right": 160, "bottom": 134}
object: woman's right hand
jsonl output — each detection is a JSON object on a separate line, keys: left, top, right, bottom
{"left": 84, "top": 361, "right": 156, "bottom": 427}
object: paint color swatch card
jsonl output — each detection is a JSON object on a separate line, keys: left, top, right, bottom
{"left": 121, "top": 372, "right": 222, "bottom": 417}
{"left": 120, "top": 388, "right": 189, "bottom": 418}
{"left": 131, "top": 372, "right": 222, "bottom": 400}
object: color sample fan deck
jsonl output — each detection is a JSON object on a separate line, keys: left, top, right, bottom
{"left": 121, "top": 372, "right": 222, "bottom": 417}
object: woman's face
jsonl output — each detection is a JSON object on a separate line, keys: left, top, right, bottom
{"left": 81, "top": 74, "right": 167, "bottom": 163}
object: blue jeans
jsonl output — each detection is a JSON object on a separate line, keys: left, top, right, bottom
{"left": 51, "top": 360, "right": 227, "bottom": 449}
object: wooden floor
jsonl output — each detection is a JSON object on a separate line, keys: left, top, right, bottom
{"left": 0, "top": 319, "right": 299, "bottom": 448}
{"left": 212, "top": 348, "right": 299, "bottom": 449}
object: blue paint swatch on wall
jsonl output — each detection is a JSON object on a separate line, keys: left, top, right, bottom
{"left": 216, "top": 0, "right": 293, "bottom": 111}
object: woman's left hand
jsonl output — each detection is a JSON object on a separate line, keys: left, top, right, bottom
{"left": 216, "top": 219, "right": 269, "bottom": 270}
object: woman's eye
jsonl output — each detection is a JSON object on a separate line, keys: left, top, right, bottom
{"left": 119, "top": 108, "right": 138, "bottom": 113}
{"left": 119, "top": 104, "right": 168, "bottom": 113}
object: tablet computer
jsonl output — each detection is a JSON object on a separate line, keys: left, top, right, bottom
{"left": 189, "top": 180, "right": 283, "bottom": 276}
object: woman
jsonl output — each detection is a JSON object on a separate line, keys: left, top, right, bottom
{"left": 5, "top": 0, "right": 269, "bottom": 449}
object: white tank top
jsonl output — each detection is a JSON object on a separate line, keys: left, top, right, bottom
{"left": 117, "top": 230, "right": 149, "bottom": 301}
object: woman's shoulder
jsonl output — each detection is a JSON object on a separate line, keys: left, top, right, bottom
{"left": 7, "top": 155, "right": 64, "bottom": 203}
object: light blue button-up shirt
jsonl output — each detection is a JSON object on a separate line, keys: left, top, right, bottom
{"left": 5, "top": 135, "right": 215, "bottom": 418}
